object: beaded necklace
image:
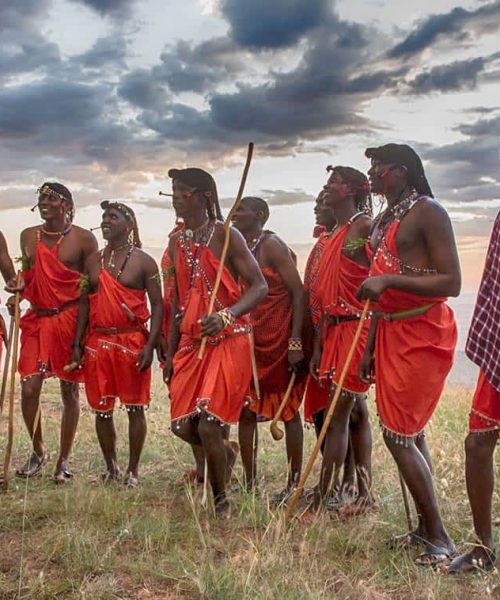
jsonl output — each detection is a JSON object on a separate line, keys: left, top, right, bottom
{"left": 40, "top": 222, "right": 72, "bottom": 237}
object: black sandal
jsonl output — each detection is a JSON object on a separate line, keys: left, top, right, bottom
{"left": 415, "top": 543, "right": 456, "bottom": 568}
{"left": 15, "top": 452, "right": 47, "bottom": 478}
{"left": 447, "top": 549, "right": 496, "bottom": 574}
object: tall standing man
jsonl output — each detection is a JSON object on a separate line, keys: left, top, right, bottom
{"left": 233, "top": 197, "right": 306, "bottom": 502}
{"left": 447, "top": 210, "right": 499, "bottom": 574}
{"left": 358, "top": 144, "right": 460, "bottom": 566}
{"left": 309, "top": 166, "right": 373, "bottom": 514}
{"left": 70, "top": 201, "right": 163, "bottom": 487}
{"left": 13, "top": 183, "right": 97, "bottom": 482}
{"left": 164, "top": 168, "right": 267, "bottom": 517}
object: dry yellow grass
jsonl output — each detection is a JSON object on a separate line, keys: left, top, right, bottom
{"left": 0, "top": 377, "right": 499, "bottom": 599}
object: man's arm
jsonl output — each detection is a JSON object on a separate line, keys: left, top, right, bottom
{"left": 137, "top": 255, "right": 164, "bottom": 372}
{"left": 359, "top": 202, "right": 461, "bottom": 301}
{"left": 265, "top": 236, "right": 305, "bottom": 368}
{"left": 0, "top": 231, "right": 16, "bottom": 284}
{"left": 163, "top": 237, "right": 181, "bottom": 383}
{"left": 80, "top": 230, "right": 99, "bottom": 269}
{"left": 201, "top": 228, "right": 268, "bottom": 337}
{"left": 68, "top": 255, "right": 96, "bottom": 368}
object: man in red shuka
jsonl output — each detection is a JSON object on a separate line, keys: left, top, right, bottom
{"left": 358, "top": 144, "right": 460, "bottom": 567}
{"left": 12, "top": 183, "right": 97, "bottom": 483}
{"left": 447, "top": 210, "right": 500, "bottom": 574}
{"left": 70, "top": 201, "right": 163, "bottom": 487}
{"left": 233, "top": 197, "right": 306, "bottom": 504}
{"left": 164, "top": 168, "right": 267, "bottom": 517}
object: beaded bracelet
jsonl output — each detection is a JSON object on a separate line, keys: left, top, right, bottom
{"left": 217, "top": 307, "right": 236, "bottom": 328}
{"left": 288, "top": 337, "right": 303, "bottom": 351}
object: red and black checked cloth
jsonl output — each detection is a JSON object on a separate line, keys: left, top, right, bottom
{"left": 466, "top": 210, "right": 500, "bottom": 391}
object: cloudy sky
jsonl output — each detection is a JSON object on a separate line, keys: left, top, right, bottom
{"left": 1, "top": 0, "right": 499, "bottom": 293}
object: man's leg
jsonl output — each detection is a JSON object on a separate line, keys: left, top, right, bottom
{"left": 16, "top": 375, "right": 45, "bottom": 477}
{"left": 198, "top": 413, "right": 229, "bottom": 514}
{"left": 238, "top": 407, "right": 258, "bottom": 490}
{"left": 284, "top": 412, "right": 303, "bottom": 489}
{"left": 349, "top": 396, "right": 372, "bottom": 501}
{"left": 465, "top": 432, "right": 496, "bottom": 553}
{"left": 95, "top": 412, "right": 120, "bottom": 479}
{"left": 54, "top": 380, "right": 80, "bottom": 481}
{"left": 384, "top": 435, "right": 453, "bottom": 556}
{"left": 126, "top": 407, "right": 147, "bottom": 481}
{"left": 318, "top": 391, "right": 355, "bottom": 500}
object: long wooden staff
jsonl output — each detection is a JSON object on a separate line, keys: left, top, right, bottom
{"left": 3, "top": 275, "right": 22, "bottom": 491}
{"left": 399, "top": 470, "right": 413, "bottom": 531}
{"left": 270, "top": 372, "right": 296, "bottom": 441}
{"left": 0, "top": 315, "right": 15, "bottom": 420}
{"left": 285, "top": 300, "right": 371, "bottom": 521}
{"left": 198, "top": 142, "right": 254, "bottom": 360}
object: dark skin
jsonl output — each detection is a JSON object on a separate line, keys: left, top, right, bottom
{"left": 358, "top": 158, "right": 461, "bottom": 560}
{"left": 164, "top": 180, "right": 268, "bottom": 515}
{"left": 308, "top": 171, "right": 373, "bottom": 507}
{"left": 232, "top": 198, "right": 305, "bottom": 491}
{"left": 70, "top": 207, "right": 163, "bottom": 481}
{"left": 11, "top": 190, "right": 97, "bottom": 482}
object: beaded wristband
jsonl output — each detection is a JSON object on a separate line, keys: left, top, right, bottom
{"left": 217, "top": 307, "right": 236, "bottom": 328}
{"left": 288, "top": 337, "right": 303, "bottom": 351}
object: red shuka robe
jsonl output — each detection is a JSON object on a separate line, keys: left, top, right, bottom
{"left": 316, "top": 225, "right": 370, "bottom": 395}
{"left": 84, "top": 268, "right": 151, "bottom": 412}
{"left": 370, "top": 212, "right": 457, "bottom": 440}
{"left": 18, "top": 236, "right": 83, "bottom": 382}
{"left": 248, "top": 266, "right": 305, "bottom": 422}
{"left": 469, "top": 369, "right": 500, "bottom": 433}
{"left": 169, "top": 237, "right": 251, "bottom": 425}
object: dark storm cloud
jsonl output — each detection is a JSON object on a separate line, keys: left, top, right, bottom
{"left": 422, "top": 114, "right": 500, "bottom": 204}
{"left": 389, "top": 1, "right": 500, "bottom": 59}
{"left": 69, "top": 0, "right": 136, "bottom": 18}
{"left": 221, "top": 0, "right": 330, "bottom": 48}
{"left": 75, "top": 35, "right": 128, "bottom": 69}
{"left": 406, "top": 57, "right": 486, "bottom": 94}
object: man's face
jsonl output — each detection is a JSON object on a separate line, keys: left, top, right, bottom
{"left": 321, "top": 171, "right": 348, "bottom": 208}
{"left": 314, "top": 191, "right": 334, "bottom": 227}
{"left": 367, "top": 159, "right": 401, "bottom": 194}
{"left": 231, "top": 201, "right": 260, "bottom": 232}
{"left": 171, "top": 179, "right": 204, "bottom": 218}
{"left": 38, "top": 189, "right": 66, "bottom": 221}
{"left": 101, "top": 207, "right": 130, "bottom": 242}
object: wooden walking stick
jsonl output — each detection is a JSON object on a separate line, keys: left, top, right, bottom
{"left": 0, "top": 315, "right": 15, "bottom": 419}
{"left": 198, "top": 142, "right": 254, "bottom": 360}
{"left": 270, "top": 372, "right": 296, "bottom": 441}
{"left": 3, "top": 275, "right": 22, "bottom": 491}
{"left": 398, "top": 470, "right": 413, "bottom": 531}
{"left": 285, "top": 300, "right": 371, "bottom": 522}
{"left": 248, "top": 330, "right": 261, "bottom": 400}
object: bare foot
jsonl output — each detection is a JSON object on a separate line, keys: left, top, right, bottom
{"left": 53, "top": 462, "right": 73, "bottom": 484}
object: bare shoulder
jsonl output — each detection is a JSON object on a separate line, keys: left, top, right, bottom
{"left": 413, "top": 197, "right": 451, "bottom": 223}
{"left": 134, "top": 248, "right": 159, "bottom": 273}
{"left": 72, "top": 225, "right": 97, "bottom": 242}
{"left": 21, "top": 225, "right": 39, "bottom": 239}
{"left": 85, "top": 249, "right": 102, "bottom": 269}
{"left": 262, "top": 232, "right": 289, "bottom": 254}
{"left": 351, "top": 214, "right": 372, "bottom": 237}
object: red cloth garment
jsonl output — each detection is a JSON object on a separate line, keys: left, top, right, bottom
{"left": 169, "top": 236, "right": 252, "bottom": 425}
{"left": 161, "top": 220, "right": 184, "bottom": 345}
{"left": 303, "top": 232, "right": 331, "bottom": 422}
{"left": 84, "top": 268, "right": 151, "bottom": 412}
{"left": 370, "top": 209, "right": 457, "bottom": 440}
{"left": 469, "top": 369, "right": 500, "bottom": 433}
{"left": 303, "top": 375, "right": 329, "bottom": 422}
{"left": 316, "top": 225, "right": 370, "bottom": 395}
{"left": 247, "top": 267, "right": 305, "bottom": 422}
{"left": 18, "top": 237, "right": 83, "bottom": 382}
{"left": 466, "top": 211, "right": 500, "bottom": 391}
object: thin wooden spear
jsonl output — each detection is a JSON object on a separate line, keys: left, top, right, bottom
{"left": 197, "top": 142, "right": 254, "bottom": 360}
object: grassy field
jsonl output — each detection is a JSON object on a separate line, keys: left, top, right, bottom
{"left": 0, "top": 377, "right": 498, "bottom": 599}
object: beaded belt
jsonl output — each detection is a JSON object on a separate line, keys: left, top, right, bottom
{"left": 93, "top": 326, "right": 144, "bottom": 335}
{"left": 31, "top": 299, "right": 79, "bottom": 317}
{"left": 378, "top": 303, "right": 436, "bottom": 322}
{"left": 326, "top": 314, "right": 361, "bottom": 326}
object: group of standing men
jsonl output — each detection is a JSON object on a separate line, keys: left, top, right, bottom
{"left": 0, "top": 143, "right": 498, "bottom": 573}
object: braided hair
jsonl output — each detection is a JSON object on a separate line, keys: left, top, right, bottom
{"left": 326, "top": 165, "right": 372, "bottom": 216}
{"left": 39, "top": 182, "right": 75, "bottom": 221}
{"left": 100, "top": 201, "right": 142, "bottom": 248}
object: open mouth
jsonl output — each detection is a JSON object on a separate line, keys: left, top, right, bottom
{"left": 101, "top": 225, "right": 111, "bottom": 234}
